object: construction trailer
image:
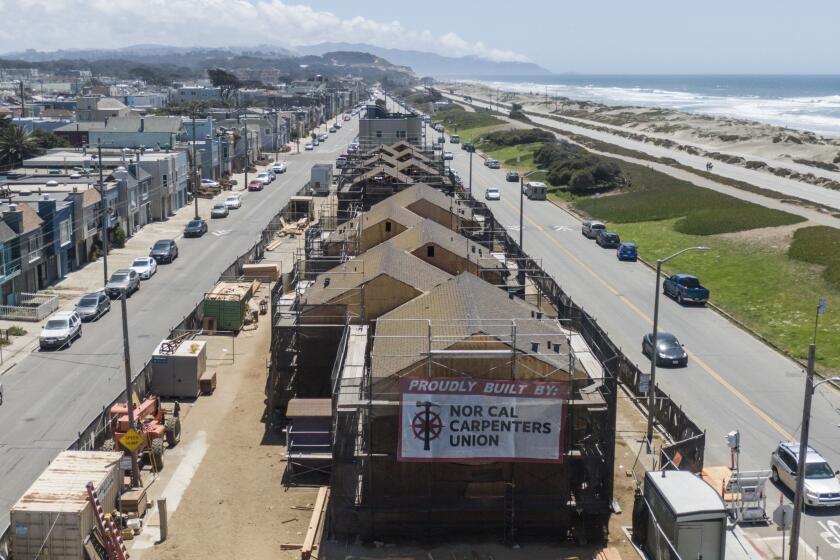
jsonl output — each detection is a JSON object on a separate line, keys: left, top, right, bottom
{"left": 330, "top": 273, "right": 617, "bottom": 542}
{"left": 203, "top": 280, "right": 257, "bottom": 332}
{"left": 151, "top": 337, "right": 207, "bottom": 398}
{"left": 642, "top": 471, "right": 727, "bottom": 560}
{"left": 11, "top": 451, "right": 123, "bottom": 560}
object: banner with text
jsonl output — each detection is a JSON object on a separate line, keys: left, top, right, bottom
{"left": 398, "top": 377, "right": 569, "bottom": 463}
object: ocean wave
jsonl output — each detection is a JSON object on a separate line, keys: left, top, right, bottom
{"left": 467, "top": 79, "right": 840, "bottom": 137}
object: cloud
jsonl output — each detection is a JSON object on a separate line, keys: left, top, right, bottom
{"left": 2, "top": 0, "right": 530, "bottom": 62}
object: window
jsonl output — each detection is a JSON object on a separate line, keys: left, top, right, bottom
{"left": 376, "top": 130, "right": 382, "bottom": 138}
{"left": 28, "top": 236, "right": 41, "bottom": 263}
{"left": 426, "top": 245, "right": 435, "bottom": 258}
{"left": 384, "top": 221, "right": 392, "bottom": 233}
{"left": 59, "top": 219, "right": 71, "bottom": 246}
{"left": 162, "top": 174, "right": 168, "bottom": 188}
{"left": 396, "top": 130, "right": 406, "bottom": 139}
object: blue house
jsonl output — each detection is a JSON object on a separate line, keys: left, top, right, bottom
{"left": 29, "top": 195, "right": 75, "bottom": 281}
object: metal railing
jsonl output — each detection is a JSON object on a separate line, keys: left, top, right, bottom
{"left": 0, "top": 292, "right": 60, "bottom": 321}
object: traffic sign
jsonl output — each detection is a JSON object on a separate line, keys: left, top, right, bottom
{"left": 773, "top": 504, "right": 793, "bottom": 530}
{"left": 119, "top": 429, "right": 145, "bottom": 453}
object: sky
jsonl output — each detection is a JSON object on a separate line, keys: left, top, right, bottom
{"left": 2, "top": 0, "right": 839, "bottom": 74}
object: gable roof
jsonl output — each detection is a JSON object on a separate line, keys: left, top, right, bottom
{"left": 395, "top": 158, "right": 439, "bottom": 176}
{"left": 385, "top": 183, "right": 472, "bottom": 220}
{"left": 388, "top": 219, "right": 505, "bottom": 273}
{"left": 0, "top": 221, "right": 17, "bottom": 243}
{"left": 350, "top": 165, "right": 412, "bottom": 188}
{"left": 19, "top": 203, "right": 45, "bottom": 234}
{"left": 303, "top": 242, "right": 451, "bottom": 306}
{"left": 371, "top": 273, "right": 575, "bottom": 380}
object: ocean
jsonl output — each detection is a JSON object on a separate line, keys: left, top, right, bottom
{"left": 464, "top": 75, "right": 840, "bottom": 137}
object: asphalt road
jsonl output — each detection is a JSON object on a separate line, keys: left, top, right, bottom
{"left": 0, "top": 119, "right": 356, "bottom": 532}
{"left": 385, "top": 94, "right": 840, "bottom": 555}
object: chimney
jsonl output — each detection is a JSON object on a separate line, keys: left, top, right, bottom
{"left": 140, "top": 118, "right": 145, "bottom": 132}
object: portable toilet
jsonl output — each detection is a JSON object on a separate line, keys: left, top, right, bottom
{"left": 643, "top": 470, "right": 727, "bottom": 560}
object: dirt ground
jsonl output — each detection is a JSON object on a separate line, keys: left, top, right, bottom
{"left": 715, "top": 221, "right": 810, "bottom": 250}
{"left": 133, "top": 286, "right": 321, "bottom": 560}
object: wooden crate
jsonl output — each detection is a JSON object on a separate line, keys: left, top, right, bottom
{"left": 200, "top": 370, "right": 217, "bottom": 395}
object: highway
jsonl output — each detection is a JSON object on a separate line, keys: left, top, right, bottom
{"left": 387, "top": 95, "right": 840, "bottom": 555}
{"left": 0, "top": 119, "right": 358, "bottom": 533}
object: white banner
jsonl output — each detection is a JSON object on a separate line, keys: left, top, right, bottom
{"left": 398, "top": 378, "right": 568, "bottom": 463}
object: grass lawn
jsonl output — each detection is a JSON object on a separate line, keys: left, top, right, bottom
{"left": 609, "top": 219, "right": 840, "bottom": 374}
{"left": 484, "top": 142, "right": 542, "bottom": 169}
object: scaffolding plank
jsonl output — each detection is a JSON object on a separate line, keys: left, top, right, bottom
{"left": 301, "top": 486, "right": 329, "bottom": 560}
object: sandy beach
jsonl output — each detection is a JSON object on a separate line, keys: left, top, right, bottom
{"left": 442, "top": 81, "right": 840, "bottom": 191}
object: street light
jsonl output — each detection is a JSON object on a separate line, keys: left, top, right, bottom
{"left": 790, "top": 300, "right": 831, "bottom": 560}
{"left": 646, "top": 246, "right": 709, "bottom": 446}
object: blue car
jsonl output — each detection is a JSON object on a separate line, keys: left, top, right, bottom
{"left": 617, "top": 242, "right": 638, "bottom": 261}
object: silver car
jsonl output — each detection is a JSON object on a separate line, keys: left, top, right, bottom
{"left": 75, "top": 291, "right": 111, "bottom": 321}
{"left": 771, "top": 442, "right": 840, "bottom": 508}
{"left": 106, "top": 269, "right": 140, "bottom": 299}
{"left": 582, "top": 220, "right": 607, "bottom": 239}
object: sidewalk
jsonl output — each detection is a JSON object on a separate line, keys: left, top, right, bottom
{"left": 0, "top": 163, "right": 267, "bottom": 375}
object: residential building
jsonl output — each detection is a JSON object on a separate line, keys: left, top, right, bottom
{"left": 169, "top": 86, "right": 222, "bottom": 105}
{"left": 75, "top": 96, "right": 132, "bottom": 122}
{"left": 358, "top": 104, "right": 423, "bottom": 150}
{"left": 88, "top": 116, "right": 183, "bottom": 149}
{"left": 0, "top": 202, "right": 45, "bottom": 297}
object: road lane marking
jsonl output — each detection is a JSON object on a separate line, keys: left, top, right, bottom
{"left": 500, "top": 197, "right": 795, "bottom": 441}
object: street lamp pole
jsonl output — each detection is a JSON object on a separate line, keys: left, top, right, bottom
{"left": 646, "top": 246, "right": 708, "bottom": 446}
{"left": 790, "top": 300, "right": 831, "bottom": 560}
{"left": 519, "top": 176, "right": 524, "bottom": 250}
{"left": 191, "top": 113, "right": 199, "bottom": 219}
{"left": 468, "top": 148, "right": 473, "bottom": 198}
{"left": 96, "top": 141, "right": 109, "bottom": 287}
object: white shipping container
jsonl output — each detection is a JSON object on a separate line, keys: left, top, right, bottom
{"left": 11, "top": 451, "right": 123, "bottom": 560}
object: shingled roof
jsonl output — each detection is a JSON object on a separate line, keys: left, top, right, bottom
{"left": 303, "top": 242, "right": 451, "bottom": 306}
{"left": 327, "top": 201, "right": 425, "bottom": 247}
{"left": 371, "top": 273, "right": 577, "bottom": 381}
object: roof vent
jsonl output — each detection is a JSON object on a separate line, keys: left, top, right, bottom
{"left": 8, "top": 203, "right": 17, "bottom": 211}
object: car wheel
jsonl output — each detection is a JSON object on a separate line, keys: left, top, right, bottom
{"left": 771, "top": 467, "right": 779, "bottom": 484}
{"left": 677, "top": 293, "right": 684, "bottom": 305}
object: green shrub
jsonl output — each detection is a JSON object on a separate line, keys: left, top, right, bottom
{"left": 7, "top": 325, "right": 27, "bottom": 336}
{"left": 479, "top": 128, "right": 554, "bottom": 148}
{"left": 534, "top": 141, "right": 624, "bottom": 194}
{"left": 432, "top": 105, "right": 504, "bottom": 131}
{"left": 789, "top": 226, "right": 840, "bottom": 288}
{"left": 112, "top": 225, "right": 126, "bottom": 248}
{"left": 674, "top": 208, "right": 804, "bottom": 236}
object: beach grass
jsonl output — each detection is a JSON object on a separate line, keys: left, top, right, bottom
{"left": 789, "top": 226, "right": 840, "bottom": 288}
{"left": 609, "top": 219, "right": 840, "bottom": 373}
{"left": 431, "top": 105, "right": 505, "bottom": 132}
{"left": 573, "top": 158, "right": 805, "bottom": 233}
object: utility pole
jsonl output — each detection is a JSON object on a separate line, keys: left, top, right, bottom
{"left": 192, "top": 112, "right": 199, "bottom": 219}
{"left": 518, "top": 176, "right": 524, "bottom": 250}
{"left": 19, "top": 80, "right": 25, "bottom": 118}
{"left": 243, "top": 119, "right": 249, "bottom": 188}
{"left": 97, "top": 142, "right": 109, "bottom": 287}
{"left": 790, "top": 299, "right": 829, "bottom": 560}
{"left": 468, "top": 147, "right": 473, "bottom": 198}
{"left": 120, "top": 291, "right": 141, "bottom": 488}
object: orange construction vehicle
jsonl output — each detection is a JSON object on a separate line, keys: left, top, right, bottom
{"left": 102, "top": 396, "right": 181, "bottom": 470}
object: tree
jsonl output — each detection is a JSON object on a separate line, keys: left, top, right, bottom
{"left": 31, "top": 129, "right": 70, "bottom": 149}
{"left": 509, "top": 103, "right": 530, "bottom": 122}
{"left": 207, "top": 68, "right": 241, "bottom": 100}
{"left": 0, "top": 124, "right": 43, "bottom": 168}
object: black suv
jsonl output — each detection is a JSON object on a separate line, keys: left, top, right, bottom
{"left": 596, "top": 230, "right": 621, "bottom": 248}
{"left": 506, "top": 170, "right": 520, "bottom": 182}
{"left": 150, "top": 239, "right": 179, "bottom": 263}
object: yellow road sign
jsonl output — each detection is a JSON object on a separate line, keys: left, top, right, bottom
{"left": 119, "top": 429, "right": 144, "bottom": 452}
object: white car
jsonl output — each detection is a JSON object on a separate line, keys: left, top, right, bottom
{"left": 335, "top": 122, "right": 342, "bottom": 129}
{"left": 201, "top": 178, "right": 220, "bottom": 188}
{"left": 255, "top": 172, "right": 271, "bottom": 185}
{"left": 771, "top": 442, "right": 840, "bottom": 508}
{"left": 485, "top": 188, "right": 501, "bottom": 201}
{"left": 304, "top": 143, "right": 314, "bottom": 151}
{"left": 312, "top": 139, "right": 320, "bottom": 147}
{"left": 39, "top": 311, "right": 82, "bottom": 350}
{"left": 225, "top": 194, "right": 242, "bottom": 209}
{"left": 443, "top": 151, "right": 454, "bottom": 160}
{"left": 271, "top": 161, "right": 287, "bottom": 174}
{"left": 130, "top": 256, "right": 157, "bottom": 279}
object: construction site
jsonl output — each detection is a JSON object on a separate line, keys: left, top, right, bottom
{"left": 5, "top": 137, "right": 751, "bottom": 560}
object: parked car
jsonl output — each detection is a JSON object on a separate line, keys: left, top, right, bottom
{"left": 211, "top": 203, "right": 229, "bottom": 218}
{"left": 432, "top": 142, "right": 444, "bottom": 151}
{"left": 184, "top": 219, "right": 208, "bottom": 237}
{"left": 443, "top": 151, "right": 454, "bottom": 160}
{"left": 642, "top": 332, "right": 688, "bottom": 367}
{"left": 335, "top": 156, "right": 347, "bottom": 168}
{"left": 75, "top": 292, "right": 111, "bottom": 321}
{"left": 150, "top": 239, "right": 178, "bottom": 263}
{"left": 343, "top": 114, "right": 351, "bottom": 121}
{"left": 771, "top": 442, "right": 840, "bottom": 508}
{"left": 201, "top": 178, "right": 220, "bottom": 188}
{"left": 130, "top": 256, "right": 157, "bottom": 279}
{"left": 617, "top": 242, "right": 638, "bottom": 261}
{"left": 485, "top": 159, "right": 500, "bottom": 169}
{"left": 39, "top": 311, "right": 82, "bottom": 350}
{"left": 267, "top": 170, "right": 276, "bottom": 181}
{"left": 461, "top": 142, "right": 475, "bottom": 152}
{"left": 581, "top": 220, "right": 606, "bottom": 239}
{"left": 272, "top": 161, "right": 287, "bottom": 174}
{"left": 329, "top": 126, "right": 337, "bottom": 133}
{"left": 450, "top": 135, "right": 460, "bottom": 144}
{"left": 255, "top": 172, "right": 271, "bottom": 185}
{"left": 596, "top": 230, "right": 621, "bottom": 248}
{"left": 663, "top": 274, "right": 710, "bottom": 305}
{"left": 106, "top": 269, "right": 140, "bottom": 299}
{"left": 335, "top": 122, "right": 342, "bottom": 129}
{"left": 312, "top": 139, "right": 320, "bottom": 146}
{"left": 506, "top": 170, "right": 520, "bottom": 182}
{"left": 485, "top": 188, "right": 501, "bottom": 201}
{"left": 304, "top": 143, "right": 314, "bottom": 151}
{"left": 248, "top": 180, "right": 264, "bottom": 191}
{"left": 225, "top": 193, "right": 242, "bottom": 209}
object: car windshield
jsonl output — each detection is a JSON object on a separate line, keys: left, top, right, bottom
{"left": 805, "top": 461, "right": 836, "bottom": 479}
{"left": 226, "top": 197, "right": 237, "bottom": 202}
{"left": 110, "top": 273, "right": 127, "bottom": 282}
{"left": 79, "top": 296, "right": 98, "bottom": 307}
{"left": 657, "top": 336, "right": 680, "bottom": 349}
{"left": 681, "top": 277, "right": 700, "bottom": 288}
{"left": 46, "top": 319, "right": 69, "bottom": 329}
{"left": 153, "top": 241, "right": 170, "bottom": 250}
{"left": 213, "top": 204, "right": 225, "bottom": 209}
{"left": 132, "top": 258, "right": 148, "bottom": 267}
{"left": 188, "top": 220, "right": 202, "bottom": 227}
